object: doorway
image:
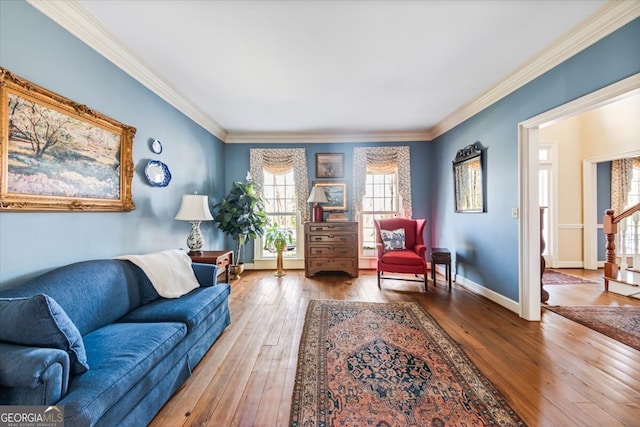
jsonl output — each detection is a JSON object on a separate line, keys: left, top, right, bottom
{"left": 518, "top": 73, "right": 640, "bottom": 321}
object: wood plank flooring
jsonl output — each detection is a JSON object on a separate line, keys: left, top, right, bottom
{"left": 149, "top": 268, "right": 640, "bottom": 426}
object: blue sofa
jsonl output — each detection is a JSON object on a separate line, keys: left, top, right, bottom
{"left": 0, "top": 258, "right": 231, "bottom": 426}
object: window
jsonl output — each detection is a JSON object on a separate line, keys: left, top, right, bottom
{"left": 621, "top": 162, "right": 640, "bottom": 255}
{"left": 353, "top": 146, "right": 412, "bottom": 258}
{"left": 539, "top": 165, "right": 551, "bottom": 257}
{"left": 249, "top": 148, "right": 309, "bottom": 263}
{"left": 260, "top": 169, "right": 299, "bottom": 258}
{"left": 626, "top": 163, "right": 640, "bottom": 207}
{"left": 539, "top": 143, "right": 557, "bottom": 262}
{"left": 361, "top": 171, "right": 399, "bottom": 257}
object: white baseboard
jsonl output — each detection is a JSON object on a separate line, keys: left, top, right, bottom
{"left": 454, "top": 273, "right": 521, "bottom": 315}
{"left": 555, "top": 261, "right": 584, "bottom": 268}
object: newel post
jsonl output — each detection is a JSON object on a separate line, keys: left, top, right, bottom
{"left": 603, "top": 209, "right": 618, "bottom": 290}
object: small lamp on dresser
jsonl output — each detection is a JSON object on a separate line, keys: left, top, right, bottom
{"left": 307, "top": 186, "right": 328, "bottom": 222}
{"left": 175, "top": 194, "right": 213, "bottom": 254}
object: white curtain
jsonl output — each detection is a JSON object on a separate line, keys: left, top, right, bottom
{"left": 249, "top": 148, "right": 309, "bottom": 221}
{"left": 352, "top": 146, "right": 412, "bottom": 220}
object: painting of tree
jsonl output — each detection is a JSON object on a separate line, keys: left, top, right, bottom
{"left": 7, "top": 93, "right": 121, "bottom": 199}
{"left": 0, "top": 66, "right": 136, "bottom": 211}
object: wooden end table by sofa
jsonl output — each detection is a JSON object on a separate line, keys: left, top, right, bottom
{"left": 188, "top": 250, "right": 233, "bottom": 284}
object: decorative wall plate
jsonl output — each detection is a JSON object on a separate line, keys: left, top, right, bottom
{"left": 144, "top": 160, "right": 171, "bottom": 187}
{"left": 150, "top": 139, "right": 163, "bottom": 154}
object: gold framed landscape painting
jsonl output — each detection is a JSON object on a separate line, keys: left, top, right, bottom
{"left": 312, "top": 180, "right": 347, "bottom": 211}
{"left": 0, "top": 67, "right": 136, "bottom": 211}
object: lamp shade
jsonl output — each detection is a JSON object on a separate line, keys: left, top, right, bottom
{"left": 307, "top": 187, "right": 328, "bottom": 204}
{"left": 175, "top": 194, "right": 213, "bottom": 221}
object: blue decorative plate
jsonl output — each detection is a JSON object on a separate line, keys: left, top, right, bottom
{"left": 145, "top": 160, "right": 171, "bottom": 187}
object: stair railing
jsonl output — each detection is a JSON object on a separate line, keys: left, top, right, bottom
{"left": 603, "top": 202, "right": 640, "bottom": 290}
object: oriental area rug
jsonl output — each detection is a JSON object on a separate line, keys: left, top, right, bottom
{"left": 542, "top": 269, "right": 598, "bottom": 285}
{"left": 289, "top": 300, "right": 526, "bottom": 427}
{"left": 544, "top": 305, "right": 640, "bottom": 351}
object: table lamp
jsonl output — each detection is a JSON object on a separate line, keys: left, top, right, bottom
{"left": 307, "top": 187, "right": 328, "bottom": 222}
{"left": 175, "top": 194, "right": 213, "bottom": 253}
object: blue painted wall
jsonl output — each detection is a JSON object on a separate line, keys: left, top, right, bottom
{"left": 431, "top": 18, "right": 640, "bottom": 301}
{"left": 1, "top": 1, "right": 637, "bottom": 305}
{"left": 223, "top": 141, "right": 432, "bottom": 260}
{"left": 0, "top": 2, "right": 226, "bottom": 287}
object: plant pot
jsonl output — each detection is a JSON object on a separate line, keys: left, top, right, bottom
{"left": 229, "top": 263, "right": 244, "bottom": 280}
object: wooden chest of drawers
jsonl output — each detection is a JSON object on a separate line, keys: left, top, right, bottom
{"left": 304, "top": 221, "right": 359, "bottom": 278}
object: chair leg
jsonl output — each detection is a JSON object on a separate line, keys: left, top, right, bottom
{"left": 424, "top": 273, "right": 428, "bottom": 292}
{"left": 377, "top": 271, "right": 381, "bottom": 289}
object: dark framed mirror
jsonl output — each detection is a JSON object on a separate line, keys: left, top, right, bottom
{"left": 452, "top": 143, "right": 484, "bottom": 213}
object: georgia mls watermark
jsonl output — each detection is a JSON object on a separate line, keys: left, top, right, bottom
{"left": 0, "top": 406, "right": 64, "bottom": 427}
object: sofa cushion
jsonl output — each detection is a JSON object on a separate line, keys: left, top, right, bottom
{"left": 0, "top": 260, "right": 145, "bottom": 336}
{"left": 0, "top": 294, "right": 89, "bottom": 374}
{"left": 118, "top": 284, "right": 231, "bottom": 333}
{"left": 59, "top": 322, "right": 186, "bottom": 426}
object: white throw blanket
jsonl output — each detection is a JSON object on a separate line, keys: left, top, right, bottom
{"left": 115, "top": 249, "right": 200, "bottom": 298}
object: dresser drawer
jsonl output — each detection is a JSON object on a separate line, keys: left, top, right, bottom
{"left": 308, "top": 245, "right": 356, "bottom": 257}
{"left": 216, "top": 253, "right": 231, "bottom": 270}
{"left": 307, "top": 223, "right": 357, "bottom": 233}
{"left": 307, "top": 233, "right": 355, "bottom": 244}
{"left": 308, "top": 258, "right": 358, "bottom": 271}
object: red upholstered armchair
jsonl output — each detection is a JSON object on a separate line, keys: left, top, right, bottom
{"left": 374, "top": 218, "right": 428, "bottom": 291}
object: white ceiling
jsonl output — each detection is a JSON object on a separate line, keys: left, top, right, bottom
{"left": 29, "top": 1, "right": 638, "bottom": 142}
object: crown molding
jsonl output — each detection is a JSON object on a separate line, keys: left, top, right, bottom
{"left": 225, "top": 129, "right": 432, "bottom": 144}
{"left": 26, "top": 0, "right": 228, "bottom": 142}
{"left": 27, "top": 0, "right": 637, "bottom": 144}
{"left": 429, "top": 0, "right": 640, "bottom": 139}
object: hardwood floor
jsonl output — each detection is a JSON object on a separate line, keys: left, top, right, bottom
{"left": 150, "top": 269, "right": 640, "bottom": 427}
{"left": 545, "top": 268, "right": 640, "bottom": 307}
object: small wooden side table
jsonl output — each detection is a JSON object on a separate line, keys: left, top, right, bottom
{"left": 430, "top": 248, "right": 452, "bottom": 289}
{"left": 188, "top": 250, "right": 233, "bottom": 284}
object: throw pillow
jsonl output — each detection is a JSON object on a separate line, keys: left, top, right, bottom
{"left": 0, "top": 294, "right": 89, "bottom": 374}
{"left": 380, "top": 228, "right": 406, "bottom": 251}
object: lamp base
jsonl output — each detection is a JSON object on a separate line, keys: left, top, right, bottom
{"left": 186, "top": 221, "right": 204, "bottom": 252}
{"left": 313, "top": 205, "right": 324, "bottom": 222}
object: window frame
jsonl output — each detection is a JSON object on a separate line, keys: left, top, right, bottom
{"left": 255, "top": 168, "right": 302, "bottom": 260}
{"left": 360, "top": 170, "right": 400, "bottom": 257}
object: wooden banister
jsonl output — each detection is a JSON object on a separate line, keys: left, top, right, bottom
{"left": 603, "top": 202, "right": 640, "bottom": 290}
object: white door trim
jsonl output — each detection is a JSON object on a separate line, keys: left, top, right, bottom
{"left": 518, "top": 73, "right": 640, "bottom": 321}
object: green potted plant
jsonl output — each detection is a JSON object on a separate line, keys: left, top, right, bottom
{"left": 263, "top": 222, "right": 293, "bottom": 277}
{"left": 213, "top": 177, "right": 268, "bottom": 279}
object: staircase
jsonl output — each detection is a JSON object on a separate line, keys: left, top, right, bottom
{"left": 603, "top": 203, "right": 640, "bottom": 298}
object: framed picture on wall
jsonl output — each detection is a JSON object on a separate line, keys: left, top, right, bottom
{"left": 312, "top": 180, "right": 347, "bottom": 211}
{"left": 0, "top": 66, "right": 136, "bottom": 211}
{"left": 316, "top": 153, "right": 344, "bottom": 178}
